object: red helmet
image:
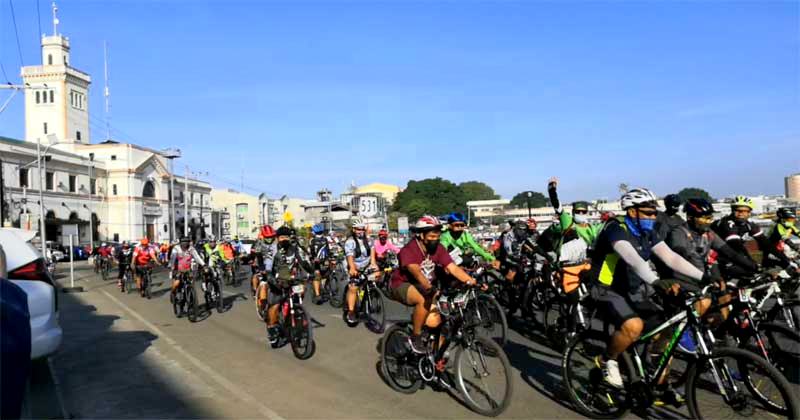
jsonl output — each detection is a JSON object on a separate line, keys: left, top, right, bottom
{"left": 378, "top": 229, "right": 388, "bottom": 238}
{"left": 526, "top": 218, "right": 537, "bottom": 228}
{"left": 260, "top": 225, "right": 276, "bottom": 238}
{"left": 140, "top": 238, "right": 150, "bottom": 246}
{"left": 414, "top": 215, "right": 441, "bottom": 232}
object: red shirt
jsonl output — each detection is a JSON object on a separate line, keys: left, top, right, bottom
{"left": 390, "top": 240, "right": 454, "bottom": 289}
{"left": 98, "top": 246, "right": 112, "bottom": 257}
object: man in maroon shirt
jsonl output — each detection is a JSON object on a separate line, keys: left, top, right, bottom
{"left": 389, "top": 215, "right": 477, "bottom": 353}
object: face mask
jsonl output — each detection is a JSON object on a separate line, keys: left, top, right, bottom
{"left": 379, "top": 238, "right": 387, "bottom": 245}
{"left": 514, "top": 228, "right": 527, "bottom": 238}
{"left": 624, "top": 215, "right": 655, "bottom": 237}
{"left": 450, "top": 230, "right": 464, "bottom": 240}
{"left": 265, "top": 238, "right": 275, "bottom": 245}
{"left": 424, "top": 240, "right": 439, "bottom": 254}
{"left": 279, "top": 240, "right": 291, "bottom": 250}
{"left": 180, "top": 243, "right": 189, "bottom": 250}
{"left": 783, "top": 220, "right": 796, "bottom": 229}
{"left": 573, "top": 214, "right": 589, "bottom": 224}
{"left": 692, "top": 219, "right": 711, "bottom": 233}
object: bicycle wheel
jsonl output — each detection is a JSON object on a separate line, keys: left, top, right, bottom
{"left": 686, "top": 346, "right": 800, "bottom": 419}
{"left": 474, "top": 294, "right": 508, "bottom": 348}
{"left": 380, "top": 323, "right": 423, "bottom": 394}
{"left": 173, "top": 285, "right": 183, "bottom": 318}
{"left": 328, "top": 271, "right": 345, "bottom": 308}
{"left": 454, "top": 335, "right": 513, "bottom": 417}
{"left": 288, "top": 306, "right": 315, "bottom": 360}
{"left": 145, "top": 272, "right": 152, "bottom": 299}
{"left": 562, "top": 331, "right": 631, "bottom": 419}
{"left": 740, "top": 322, "right": 800, "bottom": 411}
{"left": 770, "top": 299, "right": 800, "bottom": 331}
{"left": 255, "top": 282, "right": 269, "bottom": 322}
{"left": 126, "top": 271, "right": 134, "bottom": 294}
{"left": 101, "top": 262, "right": 109, "bottom": 280}
{"left": 216, "top": 279, "right": 225, "bottom": 313}
{"left": 543, "top": 297, "right": 567, "bottom": 351}
{"left": 187, "top": 282, "right": 199, "bottom": 323}
{"left": 365, "top": 286, "right": 386, "bottom": 334}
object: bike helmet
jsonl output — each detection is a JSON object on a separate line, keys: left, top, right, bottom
{"left": 776, "top": 207, "right": 797, "bottom": 220}
{"left": 207, "top": 235, "right": 216, "bottom": 242}
{"left": 378, "top": 229, "right": 389, "bottom": 238}
{"left": 351, "top": 218, "right": 366, "bottom": 229}
{"left": 413, "top": 215, "right": 442, "bottom": 232}
{"left": 311, "top": 224, "right": 325, "bottom": 235}
{"left": 620, "top": 188, "right": 658, "bottom": 209}
{"left": 276, "top": 225, "right": 295, "bottom": 237}
{"left": 179, "top": 236, "right": 190, "bottom": 244}
{"left": 260, "top": 225, "right": 276, "bottom": 238}
{"left": 526, "top": 218, "right": 537, "bottom": 229}
{"left": 101, "top": 242, "right": 107, "bottom": 247}
{"left": 571, "top": 201, "right": 590, "bottom": 213}
{"left": 446, "top": 212, "right": 467, "bottom": 224}
{"left": 122, "top": 242, "right": 130, "bottom": 249}
{"left": 664, "top": 194, "right": 683, "bottom": 215}
{"left": 140, "top": 238, "right": 150, "bottom": 246}
{"left": 730, "top": 195, "right": 755, "bottom": 210}
{"left": 683, "top": 198, "right": 714, "bottom": 218}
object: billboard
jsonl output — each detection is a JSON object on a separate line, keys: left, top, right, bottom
{"left": 397, "top": 216, "right": 409, "bottom": 234}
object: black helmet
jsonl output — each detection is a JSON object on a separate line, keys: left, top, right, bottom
{"left": 179, "top": 236, "right": 190, "bottom": 244}
{"left": 664, "top": 194, "right": 683, "bottom": 215}
{"left": 683, "top": 198, "right": 714, "bottom": 218}
{"left": 776, "top": 207, "right": 796, "bottom": 220}
{"left": 572, "top": 201, "right": 590, "bottom": 213}
{"left": 276, "top": 226, "right": 295, "bottom": 237}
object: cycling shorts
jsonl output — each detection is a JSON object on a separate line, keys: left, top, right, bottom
{"left": 590, "top": 283, "right": 662, "bottom": 328}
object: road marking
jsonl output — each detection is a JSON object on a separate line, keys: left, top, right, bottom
{"left": 46, "top": 357, "right": 70, "bottom": 420}
{"left": 100, "top": 290, "right": 285, "bottom": 420}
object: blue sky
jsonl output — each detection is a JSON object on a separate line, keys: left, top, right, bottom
{"left": 1, "top": 1, "right": 798, "bottom": 201}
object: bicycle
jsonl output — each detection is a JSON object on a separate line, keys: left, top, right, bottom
{"left": 218, "top": 260, "right": 235, "bottom": 286}
{"left": 119, "top": 265, "right": 134, "bottom": 294}
{"left": 172, "top": 270, "right": 199, "bottom": 323}
{"left": 325, "top": 257, "right": 348, "bottom": 309}
{"left": 137, "top": 265, "right": 154, "bottom": 299}
{"left": 464, "top": 265, "right": 508, "bottom": 347}
{"left": 543, "top": 262, "right": 594, "bottom": 352}
{"left": 343, "top": 268, "right": 386, "bottom": 333}
{"left": 202, "top": 265, "right": 224, "bottom": 313}
{"left": 380, "top": 284, "right": 513, "bottom": 417}
{"left": 562, "top": 285, "right": 800, "bottom": 419}
{"left": 100, "top": 256, "right": 111, "bottom": 281}
{"left": 272, "top": 278, "right": 316, "bottom": 360}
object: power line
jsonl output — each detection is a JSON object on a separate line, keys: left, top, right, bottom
{"left": 0, "top": 62, "right": 9, "bottom": 84}
{"left": 8, "top": 0, "right": 25, "bottom": 67}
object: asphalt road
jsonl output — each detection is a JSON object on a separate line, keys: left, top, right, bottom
{"left": 46, "top": 263, "right": 710, "bottom": 419}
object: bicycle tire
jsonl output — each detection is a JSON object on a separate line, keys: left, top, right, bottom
{"left": 145, "top": 272, "right": 152, "bottom": 299}
{"left": 328, "top": 271, "right": 345, "bottom": 308}
{"left": 187, "top": 282, "right": 199, "bottom": 323}
{"left": 768, "top": 299, "right": 800, "bottom": 332}
{"left": 173, "top": 284, "right": 183, "bottom": 318}
{"left": 475, "top": 294, "right": 508, "bottom": 348}
{"left": 562, "top": 330, "right": 632, "bottom": 419}
{"left": 288, "top": 306, "right": 315, "bottom": 360}
{"left": 455, "top": 336, "right": 513, "bottom": 417}
{"left": 685, "top": 346, "right": 800, "bottom": 419}
{"left": 365, "top": 286, "right": 386, "bottom": 334}
{"left": 255, "top": 282, "right": 269, "bottom": 322}
{"left": 101, "top": 262, "right": 109, "bottom": 281}
{"left": 380, "top": 323, "right": 423, "bottom": 394}
{"left": 740, "top": 322, "right": 800, "bottom": 412}
{"left": 216, "top": 279, "right": 225, "bottom": 313}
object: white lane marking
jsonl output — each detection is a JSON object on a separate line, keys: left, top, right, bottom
{"left": 100, "top": 291, "right": 285, "bottom": 420}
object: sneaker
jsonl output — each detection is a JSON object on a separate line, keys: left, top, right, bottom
{"left": 677, "top": 329, "right": 698, "bottom": 354}
{"left": 170, "top": 292, "right": 175, "bottom": 304}
{"left": 594, "top": 356, "right": 624, "bottom": 388}
{"left": 267, "top": 326, "right": 280, "bottom": 348}
{"left": 346, "top": 311, "right": 357, "bottom": 324}
{"left": 408, "top": 334, "right": 427, "bottom": 354}
{"left": 654, "top": 386, "right": 685, "bottom": 408}
{"left": 313, "top": 296, "right": 323, "bottom": 305}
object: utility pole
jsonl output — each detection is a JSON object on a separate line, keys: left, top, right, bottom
{"left": 184, "top": 165, "right": 189, "bottom": 239}
{"left": 0, "top": 158, "right": 5, "bottom": 227}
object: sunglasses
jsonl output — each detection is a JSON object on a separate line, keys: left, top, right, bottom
{"left": 451, "top": 223, "right": 466, "bottom": 228}
{"left": 636, "top": 208, "right": 658, "bottom": 216}
{"left": 573, "top": 210, "right": 588, "bottom": 215}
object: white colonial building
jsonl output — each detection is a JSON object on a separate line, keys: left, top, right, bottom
{"left": 0, "top": 8, "right": 211, "bottom": 246}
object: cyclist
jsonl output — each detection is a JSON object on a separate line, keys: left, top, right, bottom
{"left": 500, "top": 218, "right": 539, "bottom": 283}
{"left": 374, "top": 229, "right": 401, "bottom": 263}
{"left": 168, "top": 236, "right": 205, "bottom": 302}
{"left": 764, "top": 207, "right": 800, "bottom": 271}
{"left": 344, "top": 219, "right": 379, "bottom": 324}
{"left": 589, "top": 188, "right": 714, "bottom": 388}
{"left": 657, "top": 194, "right": 685, "bottom": 237}
{"left": 115, "top": 242, "right": 133, "bottom": 289}
{"left": 261, "top": 226, "right": 314, "bottom": 347}
{"left": 440, "top": 212, "right": 500, "bottom": 269}
{"left": 96, "top": 242, "right": 113, "bottom": 273}
{"left": 251, "top": 225, "right": 278, "bottom": 296}
{"left": 388, "top": 215, "right": 479, "bottom": 353}
{"left": 132, "top": 238, "right": 158, "bottom": 297}
{"left": 308, "top": 224, "right": 330, "bottom": 304}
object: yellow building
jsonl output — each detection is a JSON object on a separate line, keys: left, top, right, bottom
{"left": 354, "top": 183, "right": 403, "bottom": 204}
{"left": 210, "top": 189, "right": 262, "bottom": 239}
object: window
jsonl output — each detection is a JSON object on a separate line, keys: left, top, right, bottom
{"left": 19, "top": 168, "right": 28, "bottom": 188}
{"left": 43, "top": 122, "right": 48, "bottom": 134}
{"left": 68, "top": 175, "right": 76, "bottom": 193}
{"left": 90, "top": 178, "right": 96, "bottom": 195}
{"left": 76, "top": 131, "right": 81, "bottom": 141}
{"left": 36, "top": 91, "right": 40, "bottom": 104}
{"left": 142, "top": 181, "right": 155, "bottom": 198}
{"left": 49, "top": 90, "right": 54, "bottom": 103}
{"left": 46, "top": 172, "right": 54, "bottom": 190}
{"left": 110, "top": 155, "right": 117, "bottom": 161}
{"left": 112, "top": 184, "right": 118, "bottom": 195}
{"left": 48, "top": 54, "right": 53, "bottom": 65}
{"left": 113, "top": 233, "right": 119, "bottom": 242}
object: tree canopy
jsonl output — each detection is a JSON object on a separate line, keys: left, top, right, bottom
{"left": 459, "top": 181, "right": 499, "bottom": 202}
{"left": 509, "top": 191, "right": 548, "bottom": 209}
{"left": 676, "top": 187, "right": 713, "bottom": 203}
{"left": 392, "top": 178, "right": 467, "bottom": 220}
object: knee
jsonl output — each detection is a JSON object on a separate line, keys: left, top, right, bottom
{"left": 621, "top": 317, "right": 644, "bottom": 338}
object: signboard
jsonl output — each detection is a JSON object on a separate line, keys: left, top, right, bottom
{"left": 359, "top": 196, "right": 379, "bottom": 218}
{"left": 62, "top": 224, "right": 79, "bottom": 236}
{"left": 143, "top": 204, "right": 162, "bottom": 216}
{"left": 397, "top": 217, "right": 409, "bottom": 235}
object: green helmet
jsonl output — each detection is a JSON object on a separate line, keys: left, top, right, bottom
{"left": 731, "top": 195, "right": 754, "bottom": 210}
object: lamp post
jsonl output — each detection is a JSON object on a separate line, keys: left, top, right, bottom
{"left": 160, "top": 148, "right": 181, "bottom": 242}
{"left": 526, "top": 191, "right": 533, "bottom": 219}
{"left": 31, "top": 135, "right": 62, "bottom": 256}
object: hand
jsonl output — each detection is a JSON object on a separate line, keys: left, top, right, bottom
{"left": 548, "top": 176, "right": 558, "bottom": 188}
{"left": 668, "top": 283, "right": 681, "bottom": 296}
{"left": 370, "top": 264, "right": 379, "bottom": 273}
{"left": 491, "top": 259, "right": 501, "bottom": 270}
{"left": 480, "top": 283, "right": 489, "bottom": 291}
{"left": 348, "top": 267, "right": 358, "bottom": 278}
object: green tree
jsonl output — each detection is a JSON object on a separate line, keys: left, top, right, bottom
{"left": 676, "top": 187, "right": 713, "bottom": 203}
{"left": 392, "top": 178, "right": 467, "bottom": 219}
{"left": 459, "top": 181, "right": 499, "bottom": 202}
{"left": 387, "top": 211, "right": 405, "bottom": 231}
{"left": 509, "top": 191, "right": 548, "bottom": 208}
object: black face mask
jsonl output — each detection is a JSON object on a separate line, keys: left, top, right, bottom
{"left": 514, "top": 228, "right": 527, "bottom": 239}
{"left": 423, "top": 240, "right": 439, "bottom": 254}
{"left": 450, "top": 230, "right": 464, "bottom": 240}
{"left": 279, "top": 240, "right": 291, "bottom": 250}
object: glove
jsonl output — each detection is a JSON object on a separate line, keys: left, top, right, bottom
{"left": 701, "top": 271, "right": 722, "bottom": 285}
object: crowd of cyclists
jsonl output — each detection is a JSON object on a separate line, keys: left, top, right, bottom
{"left": 87, "top": 177, "right": 800, "bottom": 418}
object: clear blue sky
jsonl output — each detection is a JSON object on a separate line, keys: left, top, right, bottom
{"left": 1, "top": 1, "right": 798, "bottom": 201}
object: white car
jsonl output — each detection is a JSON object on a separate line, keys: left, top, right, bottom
{"left": 0, "top": 228, "right": 62, "bottom": 359}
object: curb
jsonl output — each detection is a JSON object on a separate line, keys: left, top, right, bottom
{"left": 47, "top": 358, "right": 71, "bottom": 420}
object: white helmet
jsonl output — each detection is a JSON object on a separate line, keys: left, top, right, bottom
{"left": 620, "top": 188, "right": 658, "bottom": 209}
{"left": 351, "top": 218, "right": 366, "bottom": 229}
{"left": 207, "top": 235, "right": 217, "bottom": 242}
{"left": 101, "top": 242, "right": 107, "bottom": 247}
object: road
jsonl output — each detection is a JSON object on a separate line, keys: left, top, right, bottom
{"left": 47, "top": 263, "right": 693, "bottom": 419}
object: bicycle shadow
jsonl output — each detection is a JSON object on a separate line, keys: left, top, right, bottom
{"left": 503, "top": 339, "right": 575, "bottom": 413}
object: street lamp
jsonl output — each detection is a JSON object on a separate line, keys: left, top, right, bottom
{"left": 160, "top": 148, "right": 181, "bottom": 242}
{"left": 526, "top": 191, "right": 533, "bottom": 219}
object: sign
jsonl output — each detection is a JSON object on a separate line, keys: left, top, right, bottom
{"left": 397, "top": 217, "right": 409, "bottom": 234}
{"left": 359, "top": 196, "right": 379, "bottom": 218}
{"left": 143, "top": 204, "right": 162, "bottom": 216}
{"left": 62, "top": 224, "right": 79, "bottom": 236}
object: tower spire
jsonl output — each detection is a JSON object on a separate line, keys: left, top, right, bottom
{"left": 52, "top": 1, "right": 59, "bottom": 36}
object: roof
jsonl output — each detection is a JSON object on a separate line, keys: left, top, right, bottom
{"left": 467, "top": 199, "right": 511, "bottom": 206}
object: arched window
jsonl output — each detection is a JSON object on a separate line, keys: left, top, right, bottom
{"left": 36, "top": 91, "right": 40, "bottom": 104}
{"left": 48, "top": 54, "right": 53, "bottom": 65}
{"left": 49, "top": 90, "right": 54, "bottom": 103}
{"left": 142, "top": 181, "right": 156, "bottom": 198}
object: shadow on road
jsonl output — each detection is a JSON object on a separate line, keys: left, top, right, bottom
{"left": 51, "top": 291, "right": 217, "bottom": 418}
